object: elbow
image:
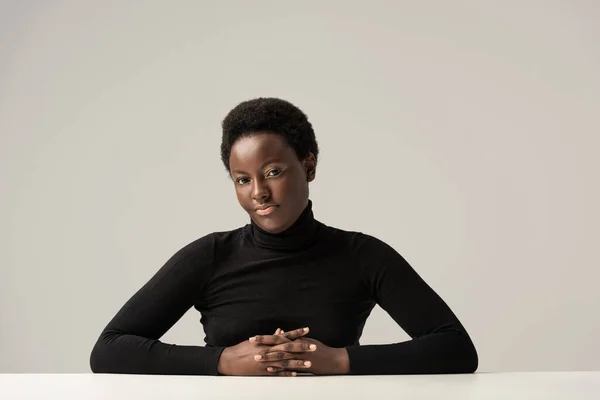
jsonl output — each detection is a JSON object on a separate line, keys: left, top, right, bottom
{"left": 455, "top": 332, "right": 478, "bottom": 373}
{"left": 89, "top": 339, "right": 106, "bottom": 373}
{"left": 436, "top": 328, "right": 478, "bottom": 374}
{"left": 460, "top": 349, "right": 478, "bottom": 374}
{"left": 467, "top": 343, "right": 479, "bottom": 373}
{"left": 89, "top": 333, "right": 118, "bottom": 373}
{"left": 467, "top": 346, "right": 479, "bottom": 373}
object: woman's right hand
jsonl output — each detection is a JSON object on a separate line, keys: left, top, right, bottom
{"left": 217, "top": 327, "right": 314, "bottom": 376}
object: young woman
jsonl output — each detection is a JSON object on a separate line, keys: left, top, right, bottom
{"left": 90, "top": 98, "right": 478, "bottom": 376}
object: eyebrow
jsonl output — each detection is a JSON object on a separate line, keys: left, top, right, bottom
{"left": 232, "top": 158, "right": 283, "bottom": 175}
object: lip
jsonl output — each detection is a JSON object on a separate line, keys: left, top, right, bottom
{"left": 254, "top": 204, "right": 278, "bottom": 216}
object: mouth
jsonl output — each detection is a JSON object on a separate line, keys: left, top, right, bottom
{"left": 255, "top": 205, "right": 278, "bottom": 216}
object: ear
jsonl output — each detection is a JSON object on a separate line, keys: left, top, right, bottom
{"left": 303, "top": 153, "right": 317, "bottom": 183}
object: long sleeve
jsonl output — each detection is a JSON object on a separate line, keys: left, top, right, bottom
{"left": 89, "top": 234, "right": 225, "bottom": 375}
{"left": 345, "top": 235, "right": 478, "bottom": 375}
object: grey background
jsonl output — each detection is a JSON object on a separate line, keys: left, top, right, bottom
{"left": 1, "top": 0, "right": 599, "bottom": 373}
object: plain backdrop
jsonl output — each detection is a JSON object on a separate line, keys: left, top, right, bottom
{"left": 1, "top": 0, "right": 599, "bottom": 373}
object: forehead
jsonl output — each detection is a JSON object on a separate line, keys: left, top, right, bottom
{"left": 229, "top": 133, "right": 295, "bottom": 170}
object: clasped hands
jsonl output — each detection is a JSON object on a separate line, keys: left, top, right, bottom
{"left": 217, "top": 327, "right": 349, "bottom": 376}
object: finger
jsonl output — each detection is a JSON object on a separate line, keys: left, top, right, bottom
{"left": 280, "top": 327, "right": 310, "bottom": 340}
{"left": 267, "top": 366, "right": 297, "bottom": 376}
{"left": 250, "top": 328, "right": 307, "bottom": 346}
{"left": 250, "top": 334, "right": 288, "bottom": 345}
{"left": 267, "top": 341, "right": 317, "bottom": 354}
{"left": 267, "top": 359, "right": 312, "bottom": 370}
{"left": 254, "top": 351, "right": 297, "bottom": 362}
{"left": 273, "top": 328, "right": 281, "bottom": 335}
{"left": 269, "top": 368, "right": 297, "bottom": 377}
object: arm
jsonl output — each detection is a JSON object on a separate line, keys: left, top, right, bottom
{"left": 345, "top": 235, "right": 478, "bottom": 375}
{"left": 89, "top": 235, "right": 224, "bottom": 375}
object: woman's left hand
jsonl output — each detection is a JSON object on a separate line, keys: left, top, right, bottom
{"left": 252, "top": 330, "right": 350, "bottom": 375}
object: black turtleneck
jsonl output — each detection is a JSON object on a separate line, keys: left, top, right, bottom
{"left": 90, "top": 200, "right": 478, "bottom": 375}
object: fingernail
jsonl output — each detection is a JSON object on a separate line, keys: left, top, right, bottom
{"left": 249, "top": 337, "right": 256, "bottom": 343}
{"left": 267, "top": 367, "right": 274, "bottom": 372}
{"left": 309, "top": 344, "right": 317, "bottom": 350}
{"left": 304, "top": 361, "right": 311, "bottom": 366}
{"left": 303, "top": 327, "right": 309, "bottom": 332}
{"left": 292, "top": 372, "right": 297, "bottom": 376}
{"left": 254, "top": 355, "right": 262, "bottom": 360}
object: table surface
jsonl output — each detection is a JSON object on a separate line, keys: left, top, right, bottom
{"left": 1, "top": 372, "right": 599, "bottom": 399}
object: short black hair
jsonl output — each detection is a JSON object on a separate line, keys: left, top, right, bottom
{"left": 220, "top": 97, "right": 319, "bottom": 172}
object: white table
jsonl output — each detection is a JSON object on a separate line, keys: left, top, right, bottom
{"left": 1, "top": 372, "right": 599, "bottom": 399}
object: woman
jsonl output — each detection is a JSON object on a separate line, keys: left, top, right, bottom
{"left": 90, "top": 97, "right": 478, "bottom": 376}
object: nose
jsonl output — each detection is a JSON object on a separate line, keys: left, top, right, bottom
{"left": 251, "top": 177, "right": 270, "bottom": 203}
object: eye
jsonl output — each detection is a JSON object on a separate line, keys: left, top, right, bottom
{"left": 236, "top": 177, "right": 249, "bottom": 185}
{"left": 267, "top": 169, "right": 282, "bottom": 177}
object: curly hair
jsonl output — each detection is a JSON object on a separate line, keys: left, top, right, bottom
{"left": 220, "top": 97, "right": 319, "bottom": 172}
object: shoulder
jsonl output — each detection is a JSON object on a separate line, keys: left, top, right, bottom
{"left": 319, "top": 225, "right": 410, "bottom": 283}
{"left": 321, "top": 223, "right": 410, "bottom": 269}
{"left": 171, "top": 227, "right": 245, "bottom": 264}
{"left": 319, "top": 223, "right": 391, "bottom": 252}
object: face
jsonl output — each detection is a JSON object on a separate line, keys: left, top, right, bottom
{"left": 229, "top": 132, "right": 316, "bottom": 234}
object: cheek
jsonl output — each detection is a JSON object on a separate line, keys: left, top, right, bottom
{"left": 234, "top": 186, "right": 249, "bottom": 207}
{"left": 289, "top": 172, "right": 309, "bottom": 195}
{"left": 272, "top": 179, "right": 306, "bottom": 204}
{"left": 273, "top": 178, "right": 297, "bottom": 198}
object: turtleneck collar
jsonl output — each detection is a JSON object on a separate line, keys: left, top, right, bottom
{"left": 248, "top": 199, "right": 321, "bottom": 251}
